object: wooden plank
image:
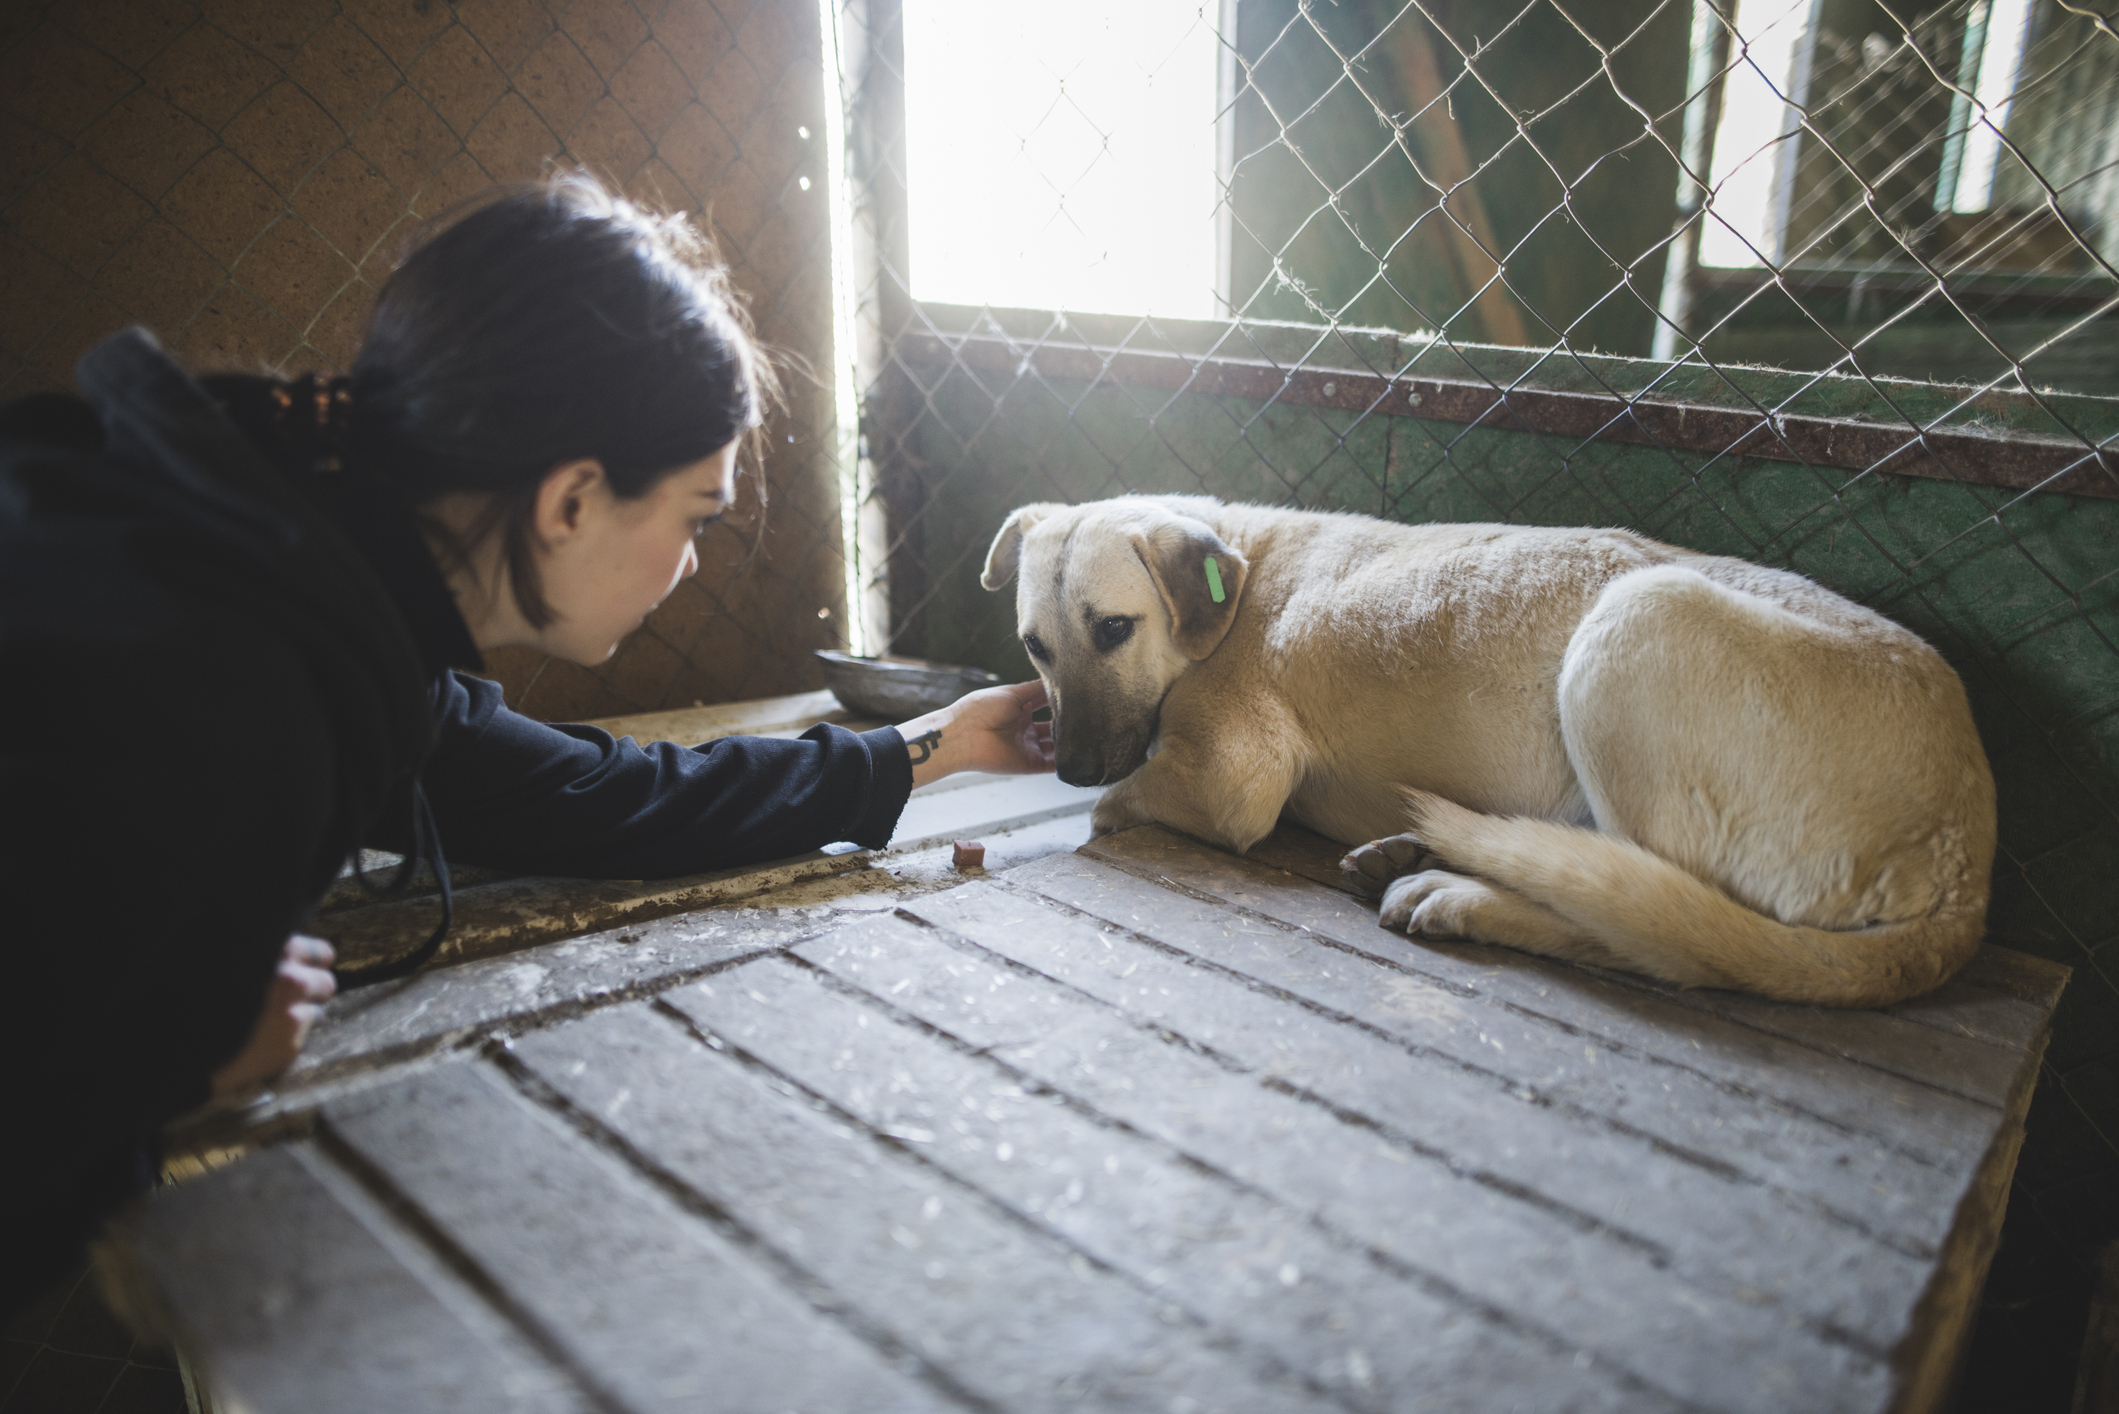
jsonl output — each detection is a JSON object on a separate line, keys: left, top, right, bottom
{"left": 321, "top": 1064, "right": 953, "bottom": 1414}
{"left": 582, "top": 689, "right": 866, "bottom": 745}
{"left": 287, "top": 909, "right": 827, "bottom": 1088}
{"left": 1658, "top": 983, "right": 2038, "bottom": 1111}
{"left": 1892, "top": 1110, "right": 2034, "bottom": 1414}
{"left": 317, "top": 855, "right": 516, "bottom": 915}
{"left": 1242, "top": 822, "right": 2066, "bottom": 1057}
{"left": 897, "top": 807, "right": 1096, "bottom": 874}
{"left": 1883, "top": 979, "right": 2064, "bottom": 1056}
{"left": 792, "top": 914, "right": 1892, "bottom": 1413}
{"left": 316, "top": 779, "right": 1094, "bottom": 976}
{"left": 315, "top": 848, "right": 874, "bottom": 973}
{"left": 1629, "top": 949, "right": 2062, "bottom": 1077}
{"left": 1233, "top": 823, "right": 1365, "bottom": 890}
{"left": 1082, "top": 827, "right": 2018, "bottom": 1163}
{"left": 1940, "top": 946, "right": 2072, "bottom": 1011}
{"left": 995, "top": 855, "right": 1975, "bottom": 1242}
{"left": 167, "top": 822, "right": 1106, "bottom": 1169}
{"left": 658, "top": 946, "right": 1679, "bottom": 1413}
{"left": 511, "top": 1000, "right": 1345, "bottom": 1414}
{"left": 912, "top": 871, "right": 1946, "bottom": 1348}
{"left": 107, "top": 1145, "right": 585, "bottom": 1414}
{"left": 1386, "top": 18, "right": 1529, "bottom": 345}
{"left": 981, "top": 856, "right": 2045, "bottom": 1404}
{"left": 890, "top": 773, "right": 1100, "bottom": 850}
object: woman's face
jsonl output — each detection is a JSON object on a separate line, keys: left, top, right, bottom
{"left": 535, "top": 440, "right": 738, "bottom": 665}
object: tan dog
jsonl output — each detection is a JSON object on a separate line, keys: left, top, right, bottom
{"left": 982, "top": 495, "right": 1995, "bottom": 1006}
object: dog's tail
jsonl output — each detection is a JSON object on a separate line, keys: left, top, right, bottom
{"left": 1402, "top": 790, "right": 1986, "bottom": 1008}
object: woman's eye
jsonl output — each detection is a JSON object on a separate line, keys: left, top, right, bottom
{"left": 1093, "top": 616, "right": 1134, "bottom": 651}
{"left": 1022, "top": 633, "right": 1050, "bottom": 663}
{"left": 692, "top": 515, "right": 722, "bottom": 538}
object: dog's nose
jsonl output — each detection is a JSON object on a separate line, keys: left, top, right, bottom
{"left": 1056, "top": 761, "right": 1103, "bottom": 788}
{"left": 1055, "top": 744, "right": 1107, "bottom": 787}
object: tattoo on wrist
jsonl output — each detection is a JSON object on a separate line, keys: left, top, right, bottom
{"left": 904, "top": 727, "right": 942, "bottom": 766}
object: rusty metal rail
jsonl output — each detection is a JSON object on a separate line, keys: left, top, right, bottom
{"left": 897, "top": 330, "right": 2119, "bottom": 500}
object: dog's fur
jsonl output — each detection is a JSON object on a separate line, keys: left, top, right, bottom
{"left": 983, "top": 495, "right": 1995, "bottom": 1006}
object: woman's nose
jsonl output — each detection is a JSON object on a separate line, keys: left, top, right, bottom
{"left": 680, "top": 540, "right": 701, "bottom": 581}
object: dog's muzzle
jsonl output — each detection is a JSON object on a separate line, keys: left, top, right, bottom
{"left": 1054, "top": 716, "right": 1152, "bottom": 788}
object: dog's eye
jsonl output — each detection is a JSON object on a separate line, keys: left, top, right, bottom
{"left": 1092, "top": 616, "right": 1135, "bottom": 651}
{"left": 1022, "top": 633, "right": 1050, "bottom": 663}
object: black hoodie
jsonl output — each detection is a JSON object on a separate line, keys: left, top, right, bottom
{"left": 0, "top": 329, "right": 911, "bottom": 1311}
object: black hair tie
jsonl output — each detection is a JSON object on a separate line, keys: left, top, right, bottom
{"left": 268, "top": 372, "right": 357, "bottom": 477}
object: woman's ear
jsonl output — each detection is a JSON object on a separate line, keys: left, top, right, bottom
{"left": 534, "top": 459, "right": 609, "bottom": 544}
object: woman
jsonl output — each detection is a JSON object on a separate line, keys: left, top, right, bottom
{"left": 0, "top": 174, "right": 1051, "bottom": 1313}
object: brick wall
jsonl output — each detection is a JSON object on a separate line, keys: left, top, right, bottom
{"left": 0, "top": 0, "right": 846, "bottom": 721}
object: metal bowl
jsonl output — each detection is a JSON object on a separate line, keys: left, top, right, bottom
{"left": 815, "top": 650, "right": 1002, "bottom": 720}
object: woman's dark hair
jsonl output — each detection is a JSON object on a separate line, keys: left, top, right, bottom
{"left": 346, "top": 171, "right": 776, "bottom": 628}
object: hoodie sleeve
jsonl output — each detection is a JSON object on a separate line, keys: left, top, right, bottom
{"left": 378, "top": 672, "right": 915, "bottom": 878}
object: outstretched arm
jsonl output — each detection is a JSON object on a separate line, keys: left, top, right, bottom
{"left": 391, "top": 673, "right": 1054, "bottom": 881}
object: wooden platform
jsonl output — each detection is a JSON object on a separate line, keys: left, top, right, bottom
{"left": 111, "top": 794, "right": 2064, "bottom": 1412}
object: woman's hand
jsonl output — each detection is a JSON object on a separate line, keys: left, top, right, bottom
{"left": 210, "top": 934, "right": 337, "bottom": 1099}
{"left": 896, "top": 680, "right": 1055, "bottom": 788}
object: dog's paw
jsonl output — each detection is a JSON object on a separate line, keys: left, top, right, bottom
{"left": 1378, "top": 869, "right": 1492, "bottom": 938}
{"left": 1089, "top": 793, "right": 1138, "bottom": 839}
{"left": 1341, "top": 832, "right": 1434, "bottom": 894}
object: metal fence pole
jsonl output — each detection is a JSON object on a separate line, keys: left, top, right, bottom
{"left": 1654, "top": 0, "right": 1734, "bottom": 361}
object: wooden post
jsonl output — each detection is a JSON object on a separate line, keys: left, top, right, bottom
{"left": 839, "top": 0, "right": 923, "bottom": 655}
{"left": 1376, "top": 13, "right": 1531, "bottom": 347}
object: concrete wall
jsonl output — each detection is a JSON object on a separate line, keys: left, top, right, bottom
{"left": 0, "top": 0, "right": 844, "bottom": 721}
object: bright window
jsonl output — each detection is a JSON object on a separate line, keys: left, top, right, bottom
{"left": 1699, "top": 0, "right": 1813, "bottom": 268}
{"left": 903, "top": 1, "right": 1221, "bottom": 318}
{"left": 1949, "top": 0, "right": 2033, "bottom": 213}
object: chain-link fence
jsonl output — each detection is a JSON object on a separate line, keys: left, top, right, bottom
{"left": 825, "top": 0, "right": 2118, "bottom": 1400}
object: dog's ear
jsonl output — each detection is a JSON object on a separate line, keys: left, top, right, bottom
{"left": 981, "top": 503, "right": 1060, "bottom": 590}
{"left": 1135, "top": 514, "right": 1248, "bottom": 660}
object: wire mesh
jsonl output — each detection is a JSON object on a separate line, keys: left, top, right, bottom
{"left": 827, "top": 0, "right": 2119, "bottom": 1395}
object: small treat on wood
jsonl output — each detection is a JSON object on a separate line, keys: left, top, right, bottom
{"left": 952, "top": 840, "right": 986, "bottom": 870}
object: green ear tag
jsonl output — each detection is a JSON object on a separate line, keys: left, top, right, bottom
{"left": 1204, "top": 555, "right": 1226, "bottom": 603}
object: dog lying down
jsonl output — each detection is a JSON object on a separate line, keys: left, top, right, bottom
{"left": 982, "top": 495, "right": 1995, "bottom": 1007}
